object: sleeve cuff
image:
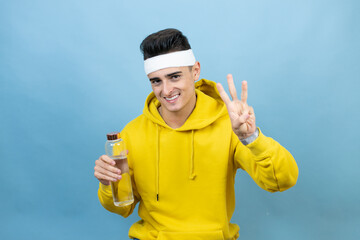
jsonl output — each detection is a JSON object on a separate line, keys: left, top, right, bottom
{"left": 245, "top": 128, "right": 272, "bottom": 156}
{"left": 240, "top": 127, "right": 259, "bottom": 145}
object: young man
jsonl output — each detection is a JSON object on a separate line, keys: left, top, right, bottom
{"left": 94, "top": 28, "right": 298, "bottom": 240}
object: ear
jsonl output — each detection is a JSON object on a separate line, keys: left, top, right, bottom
{"left": 192, "top": 61, "right": 201, "bottom": 81}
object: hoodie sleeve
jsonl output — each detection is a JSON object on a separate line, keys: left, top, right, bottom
{"left": 233, "top": 128, "right": 298, "bottom": 192}
{"left": 97, "top": 167, "right": 140, "bottom": 217}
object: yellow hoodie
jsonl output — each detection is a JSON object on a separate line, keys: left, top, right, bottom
{"left": 98, "top": 79, "right": 298, "bottom": 240}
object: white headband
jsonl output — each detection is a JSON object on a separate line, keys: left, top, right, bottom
{"left": 144, "top": 49, "right": 196, "bottom": 75}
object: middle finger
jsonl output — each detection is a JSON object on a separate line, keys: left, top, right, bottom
{"left": 241, "top": 80, "right": 248, "bottom": 104}
{"left": 227, "top": 74, "right": 238, "bottom": 100}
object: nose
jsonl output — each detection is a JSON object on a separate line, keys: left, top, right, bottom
{"left": 162, "top": 81, "right": 173, "bottom": 96}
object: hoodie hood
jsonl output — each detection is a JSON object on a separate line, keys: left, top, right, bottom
{"left": 143, "top": 79, "right": 227, "bottom": 130}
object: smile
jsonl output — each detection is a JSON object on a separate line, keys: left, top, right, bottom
{"left": 164, "top": 94, "right": 180, "bottom": 102}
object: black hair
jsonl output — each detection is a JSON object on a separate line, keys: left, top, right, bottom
{"left": 140, "top": 28, "right": 191, "bottom": 60}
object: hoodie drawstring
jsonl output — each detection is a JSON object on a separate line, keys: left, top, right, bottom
{"left": 189, "top": 130, "right": 196, "bottom": 180}
{"left": 156, "top": 126, "right": 196, "bottom": 201}
{"left": 156, "top": 124, "right": 159, "bottom": 201}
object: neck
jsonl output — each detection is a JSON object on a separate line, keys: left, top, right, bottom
{"left": 159, "top": 94, "right": 197, "bottom": 129}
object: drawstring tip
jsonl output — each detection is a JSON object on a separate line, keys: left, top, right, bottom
{"left": 189, "top": 174, "right": 197, "bottom": 180}
{"left": 157, "top": 194, "right": 159, "bottom": 201}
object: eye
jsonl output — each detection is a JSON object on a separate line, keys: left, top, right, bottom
{"left": 151, "top": 79, "right": 161, "bottom": 85}
{"left": 171, "top": 75, "right": 181, "bottom": 80}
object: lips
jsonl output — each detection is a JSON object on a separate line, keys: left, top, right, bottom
{"left": 164, "top": 94, "right": 180, "bottom": 103}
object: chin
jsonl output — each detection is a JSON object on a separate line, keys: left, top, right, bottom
{"left": 162, "top": 104, "right": 182, "bottom": 113}
{"left": 166, "top": 106, "right": 182, "bottom": 113}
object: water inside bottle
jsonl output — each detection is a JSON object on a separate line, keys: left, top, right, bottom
{"left": 110, "top": 156, "right": 134, "bottom": 207}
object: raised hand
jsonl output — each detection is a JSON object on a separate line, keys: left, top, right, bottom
{"left": 216, "top": 74, "right": 256, "bottom": 140}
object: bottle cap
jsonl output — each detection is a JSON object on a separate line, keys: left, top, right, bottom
{"left": 107, "top": 132, "right": 120, "bottom": 140}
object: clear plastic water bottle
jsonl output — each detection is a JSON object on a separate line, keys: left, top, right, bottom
{"left": 105, "top": 132, "right": 134, "bottom": 207}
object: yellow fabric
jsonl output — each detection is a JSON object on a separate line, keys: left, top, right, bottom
{"left": 98, "top": 79, "right": 298, "bottom": 240}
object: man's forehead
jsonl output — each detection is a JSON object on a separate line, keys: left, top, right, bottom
{"left": 147, "top": 66, "right": 187, "bottom": 78}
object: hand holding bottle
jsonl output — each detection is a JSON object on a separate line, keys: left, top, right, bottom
{"left": 94, "top": 155, "right": 122, "bottom": 185}
{"left": 95, "top": 132, "right": 134, "bottom": 207}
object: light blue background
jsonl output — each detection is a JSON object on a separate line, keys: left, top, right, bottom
{"left": 1, "top": 0, "right": 359, "bottom": 239}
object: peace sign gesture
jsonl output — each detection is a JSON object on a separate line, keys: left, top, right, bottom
{"left": 216, "top": 74, "right": 256, "bottom": 140}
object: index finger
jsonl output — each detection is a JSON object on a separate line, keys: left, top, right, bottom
{"left": 216, "top": 83, "right": 232, "bottom": 107}
{"left": 99, "top": 155, "right": 116, "bottom": 166}
{"left": 241, "top": 81, "right": 248, "bottom": 104}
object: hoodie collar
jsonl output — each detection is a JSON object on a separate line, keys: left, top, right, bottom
{"left": 143, "top": 79, "right": 227, "bottom": 131}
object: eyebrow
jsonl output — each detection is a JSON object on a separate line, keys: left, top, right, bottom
{"left": 166, "top": 71, "right": 182, "bottom": 77}
{"left": 149, "top": 71, "right": 182, "bottom": 82}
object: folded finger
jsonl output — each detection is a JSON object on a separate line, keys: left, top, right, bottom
{"left": 95, "top": 164, "right": 122, "bottom": 179}
{"left": 94, "top": 171, "right": 120, "bottom": 182}
{"left": 238, "top": 112, "right": 250, "bottom": 124}
{"left": 95, "top": 163, "right": 121, "bottom": 176}
{"left": 96, "top": 159, "right": 121, "bottom": 174}
{"left": 249, "top": 106, "right": 254, "bottom": 115}
{"left": 100, "top": 155, "right": 116, "bottom": 166}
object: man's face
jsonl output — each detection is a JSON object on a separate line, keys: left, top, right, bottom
{"left": 148, "top": 64, "right": 200, "bottom": 118}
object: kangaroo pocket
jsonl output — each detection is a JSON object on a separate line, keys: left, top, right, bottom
{"left": 157, "top": 230, "right": 224, "bottom": 240}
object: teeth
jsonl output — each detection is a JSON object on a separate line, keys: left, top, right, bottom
{"left": 165, "top": 95, "right": 179, "bottom": 101}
